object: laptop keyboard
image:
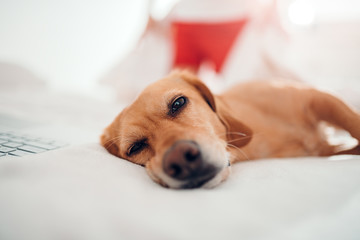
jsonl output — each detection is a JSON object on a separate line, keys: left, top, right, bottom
{"left": 0, "top": 132, "right": 67, "bottom": 158}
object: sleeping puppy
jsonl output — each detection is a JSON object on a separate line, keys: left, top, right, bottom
{"left": 101, "top": 71, "right": 360, "bottom": 189}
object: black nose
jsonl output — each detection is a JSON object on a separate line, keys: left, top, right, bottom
{"left": 162, "top": 140, "right": 203, "bottom": 180}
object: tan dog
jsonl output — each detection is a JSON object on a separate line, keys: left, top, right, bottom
{"left": 101, "top": 71, "right": 360, "bottom": 189}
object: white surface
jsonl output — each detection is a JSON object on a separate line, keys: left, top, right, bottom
{"left": 0, "top": 144, "right": 359, "bottom": 240}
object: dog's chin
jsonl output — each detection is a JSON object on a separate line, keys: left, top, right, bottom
{"left": 201, "top": 166, "right": 231, "bottom": 189}
{"left": 179, "top": 166, "right": 231, "bottom": 189}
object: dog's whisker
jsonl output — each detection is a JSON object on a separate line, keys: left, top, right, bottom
{"left": 217, "top": 132, "right": 247, "bottom": 138}
{"left": 229, "top": 152, "right": 242, "bottom": 163}
{"left": 225, "top": 132, "right": 264, "bottom": 144}
{"left": 104, "top": 135, "right": 121, "bottom": 144}
{"left": 227, "top": 143, "right": 250, "bottom": 161}
{"left": 227, "top": 135, "right": 253, "bottom": 144}
{"left": 103, "top": 135, "right": 121, "bottom": 148}
{"left": 227, "top": 132, "right": 247, "bottom": 136}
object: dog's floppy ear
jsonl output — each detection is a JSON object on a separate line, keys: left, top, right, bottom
{"left": 177, "top": 70, "right": 252, "bottom": 147}
{"left": 216, "top": 98, "right": 253, "bottom": 148}
{"left": 101, "top": 124, "right": 120, "bottom": 156}
{"left": 178, "top": 71, "right": 216, "bottom": 112}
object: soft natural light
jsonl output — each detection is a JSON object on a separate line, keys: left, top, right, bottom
{"left": 288, "top": 0, "right": 315, "bottom": 26}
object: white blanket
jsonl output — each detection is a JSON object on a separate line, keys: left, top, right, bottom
{"left": 1, "top": 143, "right": 359, "bottom": 240}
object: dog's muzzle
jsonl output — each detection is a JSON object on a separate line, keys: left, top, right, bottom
{"left": 162, "top": 140, "right": 218, "bottom": 189}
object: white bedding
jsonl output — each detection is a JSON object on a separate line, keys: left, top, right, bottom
{"left": 0, "top": 143, "right": 359, "bottom": 240}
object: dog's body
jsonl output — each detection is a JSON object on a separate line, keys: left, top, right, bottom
{"left": 102, "top": 71, "right": 360, "bottom": 189}
{"left": 218, "top": 80, "right": 360, "bottom": 159}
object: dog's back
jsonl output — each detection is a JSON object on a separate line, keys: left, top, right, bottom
{"left": 220, "top": 80, "right": 358, "bottom": 159}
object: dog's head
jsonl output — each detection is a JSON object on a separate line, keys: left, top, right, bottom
{"left": 101, "top": 71, "right": 252, "bottom": 189}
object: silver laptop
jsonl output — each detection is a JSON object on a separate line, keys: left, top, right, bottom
{"left": 0, "top": 113, "right": 68, "bottom": 158}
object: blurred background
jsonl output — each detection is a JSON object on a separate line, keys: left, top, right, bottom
{"left": 0, "top": 0, "right": 359, "bottom": 105}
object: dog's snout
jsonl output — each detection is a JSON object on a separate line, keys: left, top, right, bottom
{"left": 163, "top": 140, "right": 202, "bottom": 180}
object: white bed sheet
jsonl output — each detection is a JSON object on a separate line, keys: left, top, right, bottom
{"left": 0, "top": 143, "right": 359, "bottom": 240}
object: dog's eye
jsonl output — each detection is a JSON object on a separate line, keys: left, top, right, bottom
{"left": 128, "top": 141, "right": 147, "bottom": 156}
{"left": 171, "top": 96, "right": 187, "bottom": 114}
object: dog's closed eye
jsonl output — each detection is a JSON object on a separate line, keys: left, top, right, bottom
{"left": 128, "top": 140, "right": 147, "bottom": 156}
{"left": 169, "top": 96, "right": 187, "bottom": 116}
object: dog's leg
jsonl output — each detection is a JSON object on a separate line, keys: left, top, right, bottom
{"left": 335, "top": 146, "right": 360, "bottom": 155}
{"left": 309, "top": 90, "right": 360, "bottom": 154}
